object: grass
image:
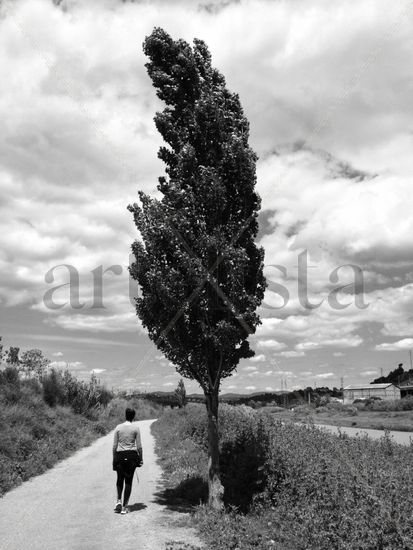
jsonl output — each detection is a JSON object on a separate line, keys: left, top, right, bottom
{"left": 152, "top": 403, "right": 413, "bottom": 550}
{"left": 151, "top": 405, "right": 209, "bottom": 506}
{"left": 269, "top": 400, "right": 413, "bottom": 432}
{"left": 0, "top": 368, "right": 162, "bottom": 496}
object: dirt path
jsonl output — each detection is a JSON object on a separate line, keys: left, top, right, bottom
{"left": 0, "top": 419, "right": 203, "bottom": 550}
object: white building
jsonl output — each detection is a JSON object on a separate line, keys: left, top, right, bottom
{"left": 343, "top": 383, "right": 400, "bottom": 405}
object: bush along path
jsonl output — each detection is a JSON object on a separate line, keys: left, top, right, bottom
{"left": 152, "top": 404, "right": 413, "bottom": 550}
{"left": 0, "top": 419, "right": 203, "bottom": 550}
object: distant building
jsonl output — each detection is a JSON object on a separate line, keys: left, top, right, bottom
{"left": 400, "top": 385, "right": 413, "bottom": 398}
{"left": 343, "top": 383, "right": 400, "bottom": 404}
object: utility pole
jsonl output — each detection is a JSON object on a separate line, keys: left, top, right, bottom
{"left": 409, "top": 350, "right": 412, "bottom": 371}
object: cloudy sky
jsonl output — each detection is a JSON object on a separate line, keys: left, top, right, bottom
{"left": 1, "top": 0, "right": 413, "bottom": 393}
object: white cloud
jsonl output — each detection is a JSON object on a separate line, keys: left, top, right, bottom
{"left": 315, "top": 372, "right": 335, "bottom": 380}
{"left": 296, "top": 337, "right": 363, "bottom": 351}
{"left": 49, "top": 360, "right": 66, "bottom": 369}
{"left": 279, "top": 350, "right": 305, "bottom": 358}
{"left": 242, "top": 366, "right": 258, "bottom": 372}
{"left": 295, "top": 342, "right": 321, "bottom": 351}
{"left": 25, "top": 333, "right": 133, "bottom": 347}
{"left": 375, "top": 338, "right": 413, "bottom": 351}
{"left": 257, "top": 339, "right": 287, "bottom": 350}
{"left": 245, "top": 386, "right": 256, "bottom": 391}
{"left": 52, "top": 351, "right": 63, "bottom": 357}
{"left": 49, "top": 359, "right": 84, "bottom": 370}
{"left": 360, "top": 370, "right": 379, "bottom": 377}
{"left": 43, "top": 311, "right": 140, "bottom": 333}
{"left": 250, "top": 354, "right": 266, "bottom": 362}
{"left": 91, "top": 368, "right": 106, "bottom": 374}
{"left": 70, "top": 361, "right": 85, "bottom": 369}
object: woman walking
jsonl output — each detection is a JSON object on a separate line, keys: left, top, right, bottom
{"left": 112, "top": 407, "right": 143, "bottom": 514}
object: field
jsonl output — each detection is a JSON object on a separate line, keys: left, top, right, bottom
{"left": 152, "top": 403, "right": 413, "bottom": 550}
{"left": 269, "top": 400, "right": 413, "bottom": 432}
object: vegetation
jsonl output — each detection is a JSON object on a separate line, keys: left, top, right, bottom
{"left": 129, "top": 28, "right": 265, "bottom": 507}
{"left": 220, "top": 386, "right": 342, "bottom": 408}
{"left": 362, "top": 396, "right": 413, "bottom": 411}
{"left": 269, "top": 399, "right": 413, "bottom": 432}
{"left": 20, "top": 348, "right": 51, "bottom": 378}
{"left": 41, "top": 368, "right": 112, "bottom": 415}
{"left": 373, "top": 363, "right": 413, "bottom": 385}
{"left": 5, "top": 346, "right": 20, "bottom": 367}
{"left": 175, "top": 379, "right": 188, "bottom": 408}
{"left": 0, "top": 364, "right": 162, "bottom": 496}
{"left": 152, "top": 403, "right": 413, "bottom": 550}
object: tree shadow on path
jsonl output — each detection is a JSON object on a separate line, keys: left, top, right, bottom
{"left": 153, "top": 476, "right": 208, "bottom": 514}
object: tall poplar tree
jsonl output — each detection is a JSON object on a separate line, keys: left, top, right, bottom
{"left": 129, "top": 28, "right": 265, "bottom": 508}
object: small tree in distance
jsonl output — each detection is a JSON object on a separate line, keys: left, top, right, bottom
{"left": 175, "top": 378, "right": 187, "bottom": 408}
{"left": 20, "top": 349, "right": 51, "bottom": 379}
{"left": 129, "top": 28, "right": 265, "bottom": 508}
{"left": 6, "top": 347, "right": 20, "bottom": 368}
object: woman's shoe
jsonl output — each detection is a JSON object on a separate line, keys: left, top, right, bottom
{"left": 114, "top": 500, "right": 122, "bottom": 513}
{"left": 120, "top": 506, "right": 129, "bottom": 515}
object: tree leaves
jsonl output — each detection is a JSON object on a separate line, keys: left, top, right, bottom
{"left": 129, "top": 28, "right": 266, "bottom": 391}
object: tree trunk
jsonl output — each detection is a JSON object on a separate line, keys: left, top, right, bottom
{"left": 205, "top": 389, "right": 224, "bottom": 510}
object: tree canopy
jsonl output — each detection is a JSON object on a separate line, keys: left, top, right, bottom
{"left": 129, "top": 28, "right": 265, "bottom": 393}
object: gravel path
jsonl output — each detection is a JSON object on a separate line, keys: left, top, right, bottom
{"left": 0, "top": 419, "right": 203, "bottom": 550}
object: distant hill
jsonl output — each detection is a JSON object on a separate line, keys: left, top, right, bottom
{"left": 132, "top": 386, "right": 342, "bottom": 408}
{"left": 220, "top": 391, "right": 288, "bottom": 399}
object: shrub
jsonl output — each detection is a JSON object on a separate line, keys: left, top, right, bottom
{"left": 368, "top": 396, "right": 413, "bottom": 411}
{"left": 325, "top": 402, "right": 358, "bottom": 415}
{"left": 39, "top": 369, "right": 113, "bottom": 415}
{"left": 292, "top": 404, "right": 313, "bottom": 415}
{"left": 0, "top": 366, "right": 20, "bottom": 386}
{"left": 315, "top": 394, "right": 330, "bottom": 407}
{"left": 220, "top": 415, "right": 268, "bottom": 511}
{"left": 42, "top": 369, "right": 66, "bottom": 407}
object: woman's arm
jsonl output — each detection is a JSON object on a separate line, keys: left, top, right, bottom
{"left": 136, "top": 428, "right": 143, "bottom": 462}
{"left": 112, "top": 427, "right": 119, "bottom": 455}
{"left": 135, "top": 427, "right": 142, "bottom": 450}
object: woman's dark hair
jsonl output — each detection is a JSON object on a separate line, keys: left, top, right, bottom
{"left": 125, "top": 408, "right": 136, "bottom": 421}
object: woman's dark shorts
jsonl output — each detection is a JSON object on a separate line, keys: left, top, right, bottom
{"left": 113, "top": 450, "right": 141, "bottom": 472}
